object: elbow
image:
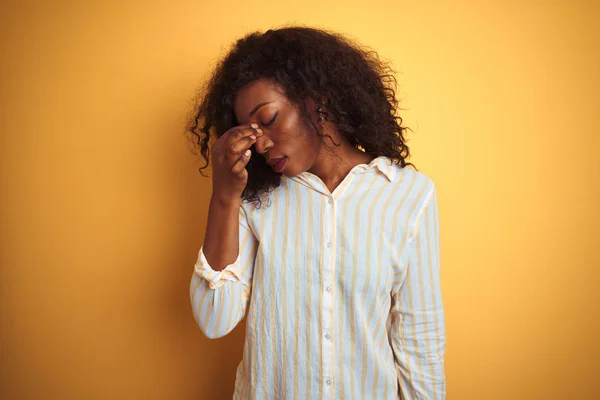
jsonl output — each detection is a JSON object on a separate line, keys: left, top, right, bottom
{"left": 192, "top": 303, "right": 241, "bottom": 339}
{"left": 189, "top": 273, "right": 246, "bottom": 339}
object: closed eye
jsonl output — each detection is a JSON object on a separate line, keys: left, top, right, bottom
{"left": 262, "top": 111, "right": 278, "bottom": 127}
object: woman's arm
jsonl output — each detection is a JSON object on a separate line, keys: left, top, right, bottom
{"left": 189, "top": 200, "right": 258, "bottom": 339}
{"left": 203, "top": 195, "right": 242, "bottom": 272}
{"left": 389, "top": 185, "right": 446, "bottom": 399}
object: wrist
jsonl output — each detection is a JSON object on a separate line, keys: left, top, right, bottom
{"left": 212, "top": 190, "right": 242, "bottom": 208}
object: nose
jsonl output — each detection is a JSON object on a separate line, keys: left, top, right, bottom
{"left": 253, "top": 134, "right": 274, "bottom": 156}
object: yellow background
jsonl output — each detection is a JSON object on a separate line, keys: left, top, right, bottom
{"left": 1, "top": 1, "right": 598, "bottom": 399}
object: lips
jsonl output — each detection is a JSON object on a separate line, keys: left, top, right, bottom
{"left": 268, "top": 157, "right": 286, "bottom": 173}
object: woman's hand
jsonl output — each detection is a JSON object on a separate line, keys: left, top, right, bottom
{"left": 211, "top": 123, "right": 262, "bottom": 205}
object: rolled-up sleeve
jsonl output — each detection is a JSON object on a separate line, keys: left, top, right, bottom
{"left": 189, "top": 205, "right": 258, "bottom": 339}
{"left": 389, "top": 185, "right": 446, "bottom": 399}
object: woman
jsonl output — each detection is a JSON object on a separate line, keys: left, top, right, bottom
{"left": 187, "top": 26, "right": 445, "bottom": 400}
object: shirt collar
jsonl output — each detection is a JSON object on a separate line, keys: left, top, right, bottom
{"left": 292, "top": 155, "right": 396, "bottom": 186}
{"left": 354, "top": 155, "right": 396, "bottom": 182}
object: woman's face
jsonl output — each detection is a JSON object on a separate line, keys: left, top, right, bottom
{"left": 233, "top": 78, "right": 322, "bottom": 177}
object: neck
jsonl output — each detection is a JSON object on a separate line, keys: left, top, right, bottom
{"left": 307, "top": 134, "right": 375, "bottom": 193}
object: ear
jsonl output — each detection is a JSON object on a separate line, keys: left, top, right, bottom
{"left": 301, "top": 93, "right": 327, "bottom": 115}
{"left": 302, "top": 95, "right": 317, "bottom": 111}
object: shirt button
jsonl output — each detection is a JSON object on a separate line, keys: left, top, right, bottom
{"left": 328, "top": 198, "right": 332, "bottom": 204}
{"left": 327, "top": 241, "right": 332, "bottom": 248}
{"left": 325, "top": 378, "right": 332, "bottom": 386}
{"left": 325, "top": 286, "right": 332, "bottom": 293}
{"left": 325, "top": 332, "right": 332, "bottom": 340}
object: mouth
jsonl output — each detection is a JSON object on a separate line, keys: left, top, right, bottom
{"left": 268, "top": 157, "right": 287, "bottom": 173}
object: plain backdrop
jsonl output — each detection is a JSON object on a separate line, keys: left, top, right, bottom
{"left": 1, "top": 0, "right": 599, "bottom": 399}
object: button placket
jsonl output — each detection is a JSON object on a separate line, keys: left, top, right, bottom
{"left": 321, "top": 194, "right": 335, "bottom": 394}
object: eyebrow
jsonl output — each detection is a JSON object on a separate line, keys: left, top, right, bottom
{"left": 248, "top": 101, "right": 273, "bottom": 117}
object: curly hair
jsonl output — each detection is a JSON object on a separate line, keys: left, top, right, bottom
{"left": 186, "top": 25, "right": 415, "bottom": 206}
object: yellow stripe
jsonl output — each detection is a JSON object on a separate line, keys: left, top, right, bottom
{"left": 239, "top": 236, "right": 257, "bottom": 396}
{"left": 403, "top": 181, "right": 432, "bottom": 396}
{"left": 416, "top": 205, "right": 435, "bottom": 395}
{"left": 305, "top": 189, "right": 313, "bottom": 400}
{"left": 372, "top": 181, "right": 412, "bottom": 333}
{"left": 349, "top": 174, "right": 380, "bottom": 399}
{"left": 281, "top": 182, "right": 290, "bottom": 398}
{"left": 387, "top": 172, "right": 420, "bottom": 398}
{"left": 396, "top": 363, "right": 409, "bottom": 399}
{"left": 337, "top": 172, "right": 370, "bottom": 400}
{"left": 431, "top": 192, "right": 445, "bottom": 396}
{"left": 423, "top": 199, "right": 442, "bottom": 397}
{"left": 239, "top": 234, "right": 257, "bottom": 307}
{"left": 190, "top": 275, "right": 203, "bottom": 327}
{"left": 214, "top": 226, "right": 250, "bottom": 337}
{"left": 370, "top": 173, "right": 417, "bottom": 397}
{"left": 293, "top": 183, "right": 301, "bottom": 400}
{"left": 211, "top": 290, "right": 226, "bottom": 337}
{"left": 431, "top": 194, "right": 443, "bottom": 363}
{"left": 256, "top": 200, "right": 267, "bottom": 399}
{"left": 190, "top": 273, "right": 202, "bottom": 301}
{"left": 377, "top": 267, "right": 395, "bottom": 399}
{"left": 268, "top": 189, "right": 280, "bottom": 399}
{"left": 360, "top": 180, "right": 389, "bottom": 398}
{"left": 196, "top": 284, "right": 210, "bottom": 332}
{"left": 242, "top": 329, "right": 250, "bottom": 397}
{"left": 369, "top": 182, "right": 400, "bottom": 399}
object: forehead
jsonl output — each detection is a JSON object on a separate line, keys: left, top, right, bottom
{"left": 233, "top": 78, "right": 287, "bottom": 121}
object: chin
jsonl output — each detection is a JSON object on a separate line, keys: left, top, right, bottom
{"left": 281, "top": 158, "right": 309, "bottom": 178}
{"left": 281, "top": 164, "right": 299, "bottom": 178}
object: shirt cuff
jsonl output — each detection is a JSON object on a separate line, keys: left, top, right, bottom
{"left": 194, "top": 246, "right": 242, "bottom": 289}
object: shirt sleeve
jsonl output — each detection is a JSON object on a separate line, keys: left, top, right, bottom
{"left": 189, "top": 205, "right": 258, "bottom": 339}
{"left": 388, "top": 185, "right": 446, "bottom": 399}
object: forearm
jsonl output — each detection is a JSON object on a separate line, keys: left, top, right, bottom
{"left": 202, "top": 194, "right": 241, "bottom": 271}
{"left": 191, "top": 195, "right": 255, "bottom": 339}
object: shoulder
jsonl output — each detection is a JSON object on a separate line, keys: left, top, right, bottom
{"left": 390, "top": 164, "right": 438, "bottom": 232}
{"left": 392, "top": 164, "right": 437, "bottom": 202}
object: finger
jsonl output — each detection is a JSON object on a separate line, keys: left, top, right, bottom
{"left": 214, "top": 124, "right": 253, "bottom": 149}
{"left": 225, "top": 123, "right": 262, "bottom": 147}
{"left": 230, "top": 149, "right": 252, "bottom": 177}
{"left": 229, "top": 135, "right": 256, "bottom": 156}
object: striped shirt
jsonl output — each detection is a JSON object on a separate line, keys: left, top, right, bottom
{"left": 190, "top": 155, "right": 446, "bottom": 399}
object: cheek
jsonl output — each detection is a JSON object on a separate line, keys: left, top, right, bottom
{"left": 289, "top": 136, "right": 318, "bottom": 174}
{"left": 278, "top": 111, "right": 319, "bottom": 159}
{"left": 291, "top": 117, "right": 319, "bottom": 150}
{"left": 287, "top": 131, "right": 316, "bottom": 158}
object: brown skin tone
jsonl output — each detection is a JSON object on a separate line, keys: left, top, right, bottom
{"left": 233, "top": 77, "right": 375, "bottom": 193}
{"left": 203, "top": 77, "right": 374, "bottom": 270}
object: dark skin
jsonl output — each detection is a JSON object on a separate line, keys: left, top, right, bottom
{"left": 232, "top": 77, "right": 375, "bottom": 193}
{"left": 204, "top": 77, "right": 374, "bottom": 271}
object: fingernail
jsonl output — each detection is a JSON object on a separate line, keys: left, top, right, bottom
{"left": 250, "top": 134, "right": 256, "bottom": 139}
{"left": 251, "top": 123, "right": 258, "bottom": 128}
{"left": 256, "top": 128, "right": 263, "bottom": 134}
{"left": 245, "top": 149, "right": 251, "bottom": 156}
